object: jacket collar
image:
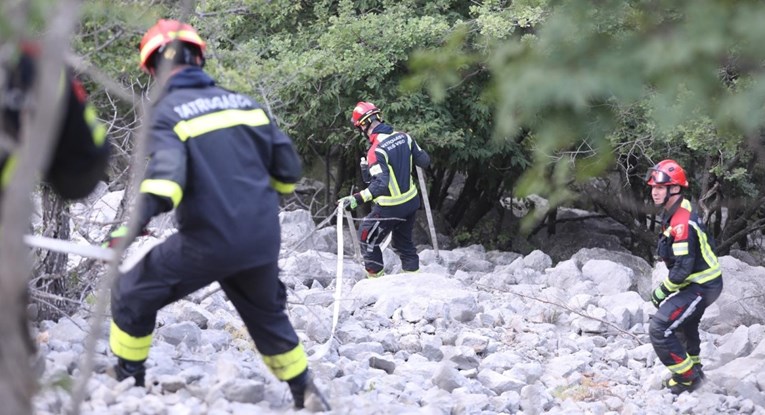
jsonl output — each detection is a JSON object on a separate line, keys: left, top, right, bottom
{"left": 166, "top": 66, "right": 215, "bottom": 91}
{"left": 369, "top": 123, "right": 394, "bottom": 143}
{"left": 661, "top": 196, "right": 684, "bottom": 227}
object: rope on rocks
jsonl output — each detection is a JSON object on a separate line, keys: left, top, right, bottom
{"left": 309, "top": 205, "right": 345, "bottom": 361}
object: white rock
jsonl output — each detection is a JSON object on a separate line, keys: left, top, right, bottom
{"left": 582, "top": 259, "right": 634, "bottom": 295}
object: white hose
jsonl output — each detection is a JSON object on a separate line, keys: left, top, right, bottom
{"left": 309, "top": 205, "right": 344, "bottom": 361}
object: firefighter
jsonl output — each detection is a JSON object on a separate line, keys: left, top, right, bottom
{"left": 0, "top": 41, "right": 109, "bottom": 414}
{"left": 105, "top": 19, "right": 329, "bottom": 411}
{"left": 645, "top": 159, "right": 723, "bottom": 394}
{"left": 339, "top": 101, "right": 430, "bottom": 278}
{"left": 1, "top": 41, "right": 109, "bottom": 205}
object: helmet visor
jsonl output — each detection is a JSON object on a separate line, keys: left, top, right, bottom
{"left": 645, "top": 168, "right": 672, "bottom": 185}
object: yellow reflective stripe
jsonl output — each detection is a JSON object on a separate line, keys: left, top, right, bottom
{"left": 109, "top": 320, "right": 152, "bottom": 362}
{"left": 687, "top": 264, "right": 721, "bottom": 285}
{"left": 140, "top": 179, "right": 183, "bottom": 207}
{"left": 687, "top": 221, "right": 721, "bottom": 285}
{"left": 84, "top": 103, "right": 107, "bottom": 146}
{"left": 262, "top": 343, "right": 308, "bottom": 381}
{"left": 672, "top": 242, "right": 689, "bottom": 256}
{"left": 173, "top": 109, "right": 269, "bottom": 142}
{"left": 388, "top": 165, "right": 402, "bottom": 196}
{"left": 360, "top": 188, "right": 373, "bottom": 202}
{"left": 689, "top": 355, "right": 700, "bottom": 364}
{"left": 667, "top": 355, "right": 693, "bottom": 374}
{"left": 270, "top": 177, "right": 295, "bottom": 194}
{"left": 376, "top": 184, "right": 417, "bottom": 206}
{"left": 663, "top": 277, "right": 683, "bottom": 291}
{"left": 692, "top": 220, "right": 719, "bottom": 268}
{"left": 373, "top": 158, "right": 417, "bottom": 206}
{"left": 140, "top": 30, "right": 204, "bottom": 64}
{"left": 1, "top": 154, "right": 18, "bottom": 188}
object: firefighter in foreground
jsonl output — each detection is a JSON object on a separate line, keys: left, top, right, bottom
{"left": 645, "top": 159, "right": 723, "bottom": 394}
{"left": 1, "top": 41, "right": 109, "bottom": 206}
{"left": 1, "top": 40, "right": 109, "bottom": 413}
{"left": 339, "top": 102, "right": 430, "bottom": 278}
{"left": 105, "top": 19, "right": 329, "bottom": 411}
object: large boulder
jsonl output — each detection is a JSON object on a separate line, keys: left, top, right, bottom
{"left": 348, "top": 273, "right": 479, "bottom": 322}
{"left": 702, "top": 256, "right": 765, "bottom": 334}
{"left": 529, "top": 208, "right": 632, "bottom": 262}
{"left": 572, "top": 248, "right": 653, "bottom": 297}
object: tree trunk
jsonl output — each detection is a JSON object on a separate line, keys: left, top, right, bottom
{"left": 546, "top": 206, "right": 558, "bottom": 235}
{"left": 446, "top": 173, "right": 479, "bottom": 229}
{"left": 435, "top": 169, "right": 456, "bottom": 211}
{"left": 324, "top": 146, "right": 332, "bottom": 207}
{"left": 0, "top": 5, "right": 83, "bottom": 412}
{"left": 332, "top": 148, "right": 348, "bottom": 201}
{"left": 582, "top": 182, "right": 657, "bottom": 263}
{"left": 429, "top": 167, "right": 445, "bottom": 209}
{"left": 36, "top": 186, "right": 71, "bottom": 320}
{"left": 459, "top": 178, "right": 504, "bottom": 232}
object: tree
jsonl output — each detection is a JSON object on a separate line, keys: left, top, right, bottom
{"left": 410, "top": 0, "right": 765, "bottom": 256}
{"left": 0, "top": 1, "right": 85, "bottom": 413}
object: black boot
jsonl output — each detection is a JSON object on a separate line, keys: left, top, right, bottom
{"left": 112, "top": 358, "right": 146, "bottom": 387}
{"left": 663, "top": 367, "right": 703, "bottom": 395}
{"left": 289, "top": 370, "right": 331, "bottom": 412}
{"left": 694, "top": 363, "right": 706, "bottom": 380}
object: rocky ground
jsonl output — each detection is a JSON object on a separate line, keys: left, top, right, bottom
{"left": 32, "top": 209, "right": 765, "bottom": 414}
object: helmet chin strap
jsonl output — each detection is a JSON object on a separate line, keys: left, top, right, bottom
{"left": 363, "top": 122, "right": 374, "bottom": 141}
{"left": 660, "top": 186, "right": 682, "bottom": 207}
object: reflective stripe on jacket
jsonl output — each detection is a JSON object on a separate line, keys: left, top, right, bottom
{"left": 360, "top": 123, "right": 429, "bottom": 207}
{"left": 1, "top": 48, "right": 108, "bottom": 200}
{"left": 142, "top": 66, "right": 301, "bottom": 267}
{"left": 659, "top": 198, "right": 721, "bottom": 291}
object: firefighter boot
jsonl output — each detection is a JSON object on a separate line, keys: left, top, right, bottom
{"left": 110, "top": 358, "right": 146, "bottom": 387}
{"left": 663, "top": 367, "right": 703, "bottom": 395}
{"left": 694, "top": 363, "right": 706, "bottom": 380}
{"left": 690, "top": 356, "right": 705, "bottom": 380}
{"left": 365, "top": 268, "right": 384, "bottom": 279}
{"left": 289, "top": 370, "right": 331, "bottom": 412}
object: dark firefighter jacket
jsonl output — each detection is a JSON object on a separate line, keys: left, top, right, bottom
{"left": 357, "top": 123, "right": 429, "bottom": 212}
{"left": 658, "top": 197, "right": 721, "bottom": 291}
{"left": 138, "top": 66, "right": 301, "bottom": 269}
{"left": 1, "top": 46, "right": 108, "bottom": 203}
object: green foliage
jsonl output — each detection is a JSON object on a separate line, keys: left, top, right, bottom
{"left": 411, "top": 0, "right": 765, "bottom": 203}
{"left": 70, "top": 0, "right": 765, "bottom": 251}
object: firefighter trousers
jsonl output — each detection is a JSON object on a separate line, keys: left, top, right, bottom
{"left": 110, "top": 233, "right": 306, "bottom": 380}
{"left": 649, "top": 278, "right": 723, "bottom": 378}
{"left": 358, "top": 204, "right": 419, "bottom": 273}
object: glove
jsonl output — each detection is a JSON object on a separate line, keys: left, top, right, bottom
{"left": 338, "top": 195, "right": 359, "bottom": 211}
{"left": 103, "top": 226, "right": 151, "bottom": 248}
{"left": 651, "top": 283, "right": 672, "bottom": 309}
{"left": 103, "top": 225, "right": 130, "bottom": 248}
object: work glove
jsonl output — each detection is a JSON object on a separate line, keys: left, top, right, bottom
{"left": 103, "top": 226, "right": 151, "bottom": 249}
{"left": 337, "top": 195, "right": 359, "bottom": 211}
{"left": 651, "top": 283, "right": 672, "bottom": 309}
{"left": 103, "top": 225, "right": 130, "bottom": 249}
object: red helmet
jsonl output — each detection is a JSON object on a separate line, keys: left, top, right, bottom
{"left": 645, "top": 159, "right": 688, "bottom": 187}
{"left": 351, "top": 101, "right": 382, "bottom": 131}
{"left": 139, "top": 19, "right": 206, "bottom": 72}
